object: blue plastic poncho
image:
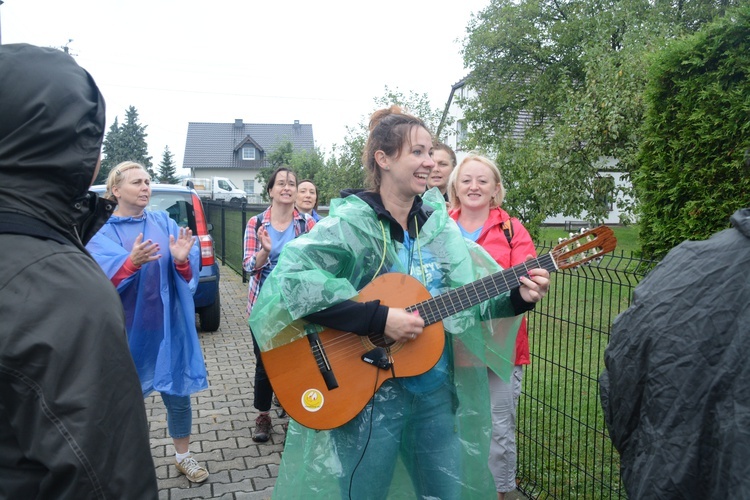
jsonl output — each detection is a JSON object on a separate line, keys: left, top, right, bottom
{"left": 87, "top": 210, "right": 208, "bottom": 397}
{"left": 250, "top": 189, "right": 522, "bottom": 498}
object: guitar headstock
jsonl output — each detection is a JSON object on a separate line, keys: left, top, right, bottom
{"left": 551, "top": 225, "right": 617, "bottom": 270}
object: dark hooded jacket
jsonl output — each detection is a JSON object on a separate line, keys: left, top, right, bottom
{"left": 600, "top": 208, "right": 750, "bottom": 499}
{"left": 0, "top": 44, "right": 158, "bottom": 499}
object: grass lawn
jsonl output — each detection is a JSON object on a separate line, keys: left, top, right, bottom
{"left": 538, "top": 225, "right": 640, "bottom": 256}
{"left": 515, "top": 224, "right": 647, "bottom": 498}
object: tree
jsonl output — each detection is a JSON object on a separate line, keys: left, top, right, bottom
{"left": 255, "top": 142, "right": 328, "bottom": 202}
{"left": 324, "top": 85, "right": 449, "bottom": 200}
{"left": 98, "top": 117, "right": 124, "bottom": 184}
{"left": 461, "top": 0, "right": 740, "bottom": 236}
{"left": 97, "top": 106, "right": 153, "bottom": 183}
{"left": 157, "top": 146, "right": 179, "bottom": 184}
{"left": 267, "top": 141, "right": 294, "bottom": 168}
{"left": 288, "top": 147, "right": 326, "bottom": 183}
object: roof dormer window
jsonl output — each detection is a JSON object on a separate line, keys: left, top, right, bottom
{"left": 242, "top": 147, "right": 256, "bottom": 160}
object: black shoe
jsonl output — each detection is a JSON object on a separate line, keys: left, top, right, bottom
{"left": 253, "top": 414, "right": 272, "bottom": 443}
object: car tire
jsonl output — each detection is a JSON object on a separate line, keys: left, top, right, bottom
{"left": 230, "top": 197, "right": 243, "bottom": 205}
{"left": 198, "top": 293, "right": 221, "bottom": 332}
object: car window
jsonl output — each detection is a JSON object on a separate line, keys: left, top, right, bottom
{"left": 149, "top": 192, "right": 196, "bottom": 233}
{"left": 89, "top": 186, "right": 198, "bottom": 234}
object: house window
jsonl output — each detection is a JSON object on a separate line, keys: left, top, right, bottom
{"left": 242, "top": 147, "right": 255, "bottom": 160}
{"left": 244, "top": 179, "right": 255, "bottom": 194}
{"left": 593, "top": 175, "right": 616, "bottom": 211}
{"left": 456, "top": 120, "right": 468, "bottom": 149}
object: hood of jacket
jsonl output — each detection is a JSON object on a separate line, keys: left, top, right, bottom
{"left": 732, "top": 208, "right": 750, "bottom": 240}
{"left": 0, "top": 43, "right": 108, "bottom": 246}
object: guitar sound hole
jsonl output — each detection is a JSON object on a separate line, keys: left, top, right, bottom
{"left": 368, "top": 333, "right": 396, "bottom": 349}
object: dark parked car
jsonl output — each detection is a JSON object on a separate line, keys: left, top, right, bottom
{"left": 90, "top": 184, "right": 221, "bottom": 332}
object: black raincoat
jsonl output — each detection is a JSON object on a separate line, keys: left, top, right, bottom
{"left": 0, "top": 44, "right": 158, "bottom": 499}
{"left": 600, "top": 208, "right": 750, "bottom": 499}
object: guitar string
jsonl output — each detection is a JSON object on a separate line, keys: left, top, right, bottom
{"left": 277, "top": 231, "right": 607, "bottom": 386}
{"left": 308, "top": 240, "right": 601, "bottom": 365}
{"left": 312, "top": 218, "right": 429, "bottom": 366}
{"left": 310, "top": 254, "right": 546, "bottom": 367}
{"left": 316, "top": 253, "right": 554, "bottom": 354}
{"left": 302, "top": 221, "right": 402, "bottom": 368}
{"left": 294, "top": 244, "right": 599, "bottom": 375}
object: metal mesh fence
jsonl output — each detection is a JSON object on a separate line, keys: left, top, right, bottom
{"left": 204, "top": 200, "right": 264, "bottom": 281}
{"left": 518, "top": 244, "right": 654, "bottom": 499}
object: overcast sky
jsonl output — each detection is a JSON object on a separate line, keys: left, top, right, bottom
{"left": 1, "top": 0, "right": 488, "bottom": 171}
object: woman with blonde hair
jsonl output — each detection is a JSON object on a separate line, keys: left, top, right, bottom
{"left": 448, "top": 153, "right": 537, "bottom": 500}
{"left": 87, "top": 161, "right": 210, "bottom": 483}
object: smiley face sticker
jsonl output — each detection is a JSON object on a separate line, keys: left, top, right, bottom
{"left": 301, "top": 389, "right": 324, "bottom": 412}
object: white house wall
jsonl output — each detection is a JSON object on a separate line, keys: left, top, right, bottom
{"left": 543, "top": 170, "right": 634, "bottom": 225}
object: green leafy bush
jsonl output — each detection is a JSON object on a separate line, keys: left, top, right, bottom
{"left": 635, "top": 6, "right": 750, "bottom": 259}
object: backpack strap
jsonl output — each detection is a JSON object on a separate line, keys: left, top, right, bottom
{"left": 256, "top": 212, "right": 309, "bottom": 236}
{"left": 501, "top": 219, "right": 513, "bottom": 246}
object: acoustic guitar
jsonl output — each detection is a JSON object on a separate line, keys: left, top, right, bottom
{"left": 261, "top": 225, "right": 617, "bottom": 430}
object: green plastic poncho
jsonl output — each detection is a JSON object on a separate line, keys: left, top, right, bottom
{"left": 250, "top": 188, "right": 522, "bottom": 498}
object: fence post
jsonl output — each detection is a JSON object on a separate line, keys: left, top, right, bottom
{"left": 241, "top": 204, "right": 248, "bottom": 283}
{"left": 220, "top": 201, "right": 226, "bottom": 264}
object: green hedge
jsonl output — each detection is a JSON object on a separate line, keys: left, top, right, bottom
{"left": 635, "top": 6, "right": 750, "bottom": 259}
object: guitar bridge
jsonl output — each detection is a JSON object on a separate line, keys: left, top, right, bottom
{"left": 307, "top": 332, "right": 339, "bottom": 390}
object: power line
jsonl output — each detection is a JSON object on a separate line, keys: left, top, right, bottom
{"left": 99, "top": 82, "right": 365, "bottom": 103}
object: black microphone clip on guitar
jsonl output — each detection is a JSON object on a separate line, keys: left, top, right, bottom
{"left": 361, "top": 347, "right": 392, "bottom": 370}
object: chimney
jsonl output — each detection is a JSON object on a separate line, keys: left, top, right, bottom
{"left": 293, "top": 120, "right": 301, "bottom": 131}
{"left": 234, "top": 119, "right": 243, "bottom": 128}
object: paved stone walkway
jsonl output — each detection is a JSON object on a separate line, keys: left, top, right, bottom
{"left": 145, "top": 266, "right": 287, "bottom": 499}
{"left": 144, "top": 265, "right": 529, "bottom": 499}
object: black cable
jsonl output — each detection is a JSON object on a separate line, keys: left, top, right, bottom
{"left": 347, "top": 369, "right": 382, "bottom": 500}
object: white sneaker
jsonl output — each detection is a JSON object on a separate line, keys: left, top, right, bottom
{"left": 176, "top": 455, "right": 209, "bottom": 483}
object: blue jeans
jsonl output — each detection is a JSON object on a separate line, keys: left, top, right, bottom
{"left": 332, "top": 379, "right": 461, "bottom": 499}
{"left": 160, "top": 393, "right": 192, "bottom": 439}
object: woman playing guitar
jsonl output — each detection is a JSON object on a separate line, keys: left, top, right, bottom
{"left": 249, "top": 106, "right": 550, "bottom": 499}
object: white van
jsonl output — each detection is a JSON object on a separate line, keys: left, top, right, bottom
{"left": 182, "top": 177, "right": 247, "bottom": 204}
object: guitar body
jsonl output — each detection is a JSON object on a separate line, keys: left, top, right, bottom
{"left": 260, "top": 273, "right": 445, "bottom": 431}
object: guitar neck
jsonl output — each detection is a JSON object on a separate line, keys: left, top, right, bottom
{"left": 406, "top": 253, "right": 557, "bottom": 327}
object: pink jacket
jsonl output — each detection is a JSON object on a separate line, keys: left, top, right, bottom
{"left": 450, "top": 206, "right": 537, "bottom": 365}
